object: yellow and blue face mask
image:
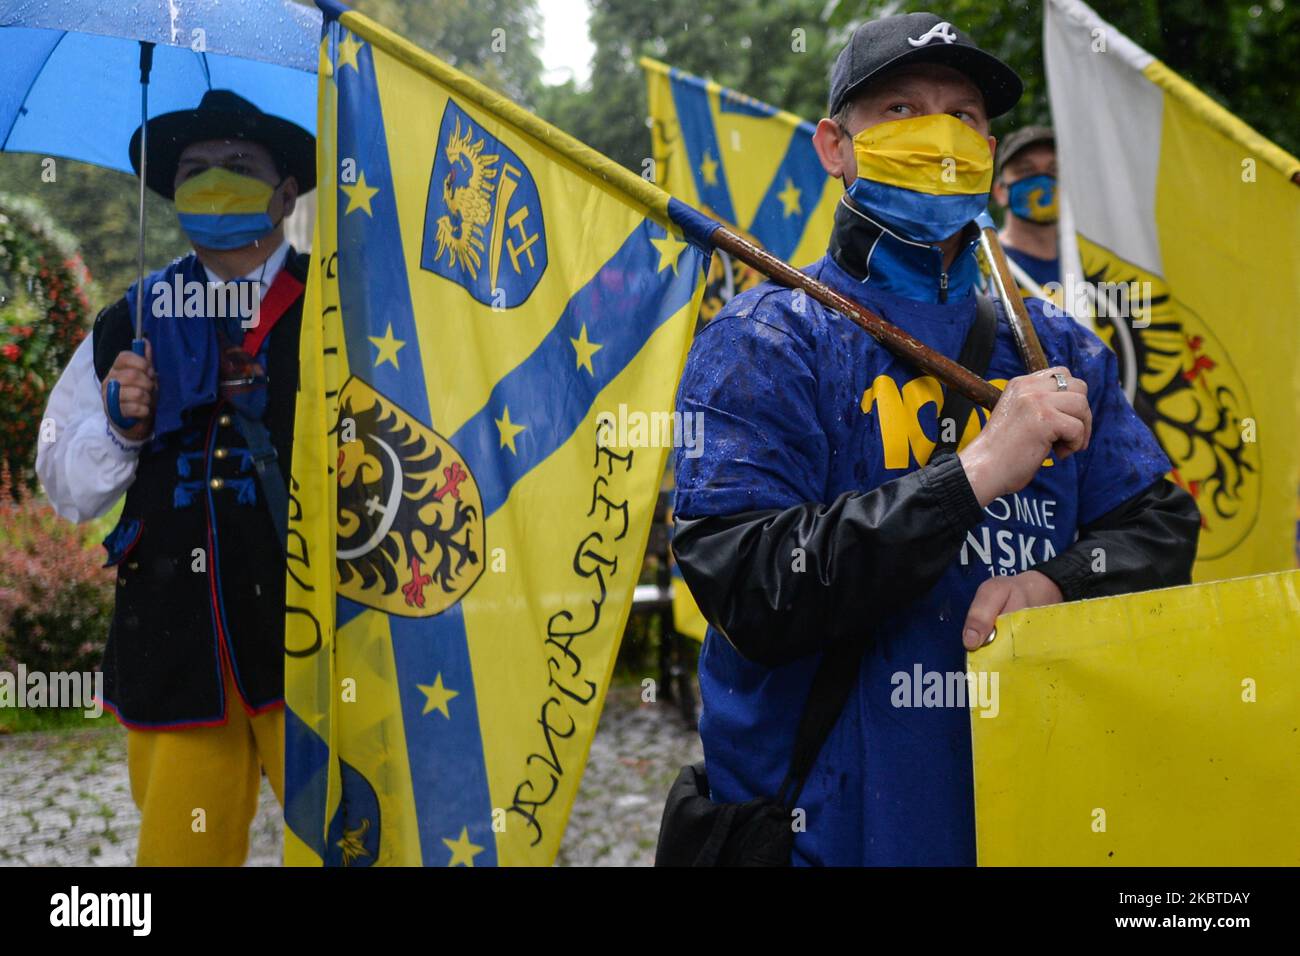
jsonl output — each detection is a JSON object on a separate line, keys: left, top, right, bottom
{"left": 174, "top": 167, "right": 281, "bottom": 250}
{"left": 845, "top": 113, "right": 993, "bottom": 244}
{"left": 1006, "top": 173, "right": 1059, "bottom": 224}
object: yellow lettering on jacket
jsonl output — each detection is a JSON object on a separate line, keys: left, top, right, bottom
{"left": 861, "top": 374, "right": 940, "bottom": 469}
{"left": 861, "top": 375, "right": 1052, "bottom": 470}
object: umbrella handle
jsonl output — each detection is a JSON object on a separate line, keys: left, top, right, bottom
{"left": 116, "top": 43, "right": 155, "bottom": 431}
{"left": 106, "top": 339, "right": 147, "bottom": 431}
{"left": 133, "top": 41, "right": 155, "bottom": 342}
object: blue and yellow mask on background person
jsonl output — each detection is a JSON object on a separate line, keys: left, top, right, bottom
{"left": 174, "top": 167, "right": 282, "bottom": 250}
{"left": 1006, "top": 173, "right": 1059, "bottom": 224}
{"left": 845, "top": 113, "right": 993, "bottom": 244}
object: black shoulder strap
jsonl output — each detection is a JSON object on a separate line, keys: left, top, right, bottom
{"left": 934, "top": 293, "right": 998, "bottom": 457}
{"left": 232, "top": 412, "right": 290, "bottom": 555}
{"left": 226, "top": 248, "right": 310, "bottom": 558}
{"left": 775, "top": 293, "right": 1000, "bottom": 810}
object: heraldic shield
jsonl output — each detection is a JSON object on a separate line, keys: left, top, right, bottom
{"left": 334, "top": 376, "right": 485, "bottom": 617}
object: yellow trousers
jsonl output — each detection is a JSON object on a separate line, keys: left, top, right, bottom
{"left": 126, "top": 661, "right": 283, "bottom": 866}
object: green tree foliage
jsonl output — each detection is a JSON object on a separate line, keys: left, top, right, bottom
{"left": 0, "top": 192, "right": 96, "bottom": 489}
{"left": 0, "top": 155, "right": 189, "bottom": 314}
{"left": 536, "top": 0, "right": 849, "bottom": 171}
{"left": 536, "top": 0, "right": 1298, "bottom": 174}
{"left": 350, "top": 0, "right": 545, "bottom": 107}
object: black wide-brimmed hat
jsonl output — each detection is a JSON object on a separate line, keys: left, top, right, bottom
{"left": 828, "top": 12, "right": 1023, "bottom": 119}
{"left": 129, "top": 89, "right": 315, "bottom": 200}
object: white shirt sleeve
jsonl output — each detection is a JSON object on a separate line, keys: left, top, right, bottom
{"left": 35, "top": 335, "right": 145, "bottom": 524}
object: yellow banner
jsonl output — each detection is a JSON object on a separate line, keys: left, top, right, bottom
{"left": 1046, "top": 0, "right": 1300, "bottom": 581}
{"left": 972, "top": 570, "right": 1300, "bottom": 865}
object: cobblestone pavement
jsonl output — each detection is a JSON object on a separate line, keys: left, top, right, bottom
{"left": 557, "top": 683, "right": 702, "bottom": 867}
{"left": 0, "top": 725, "right": 282, "bottom": 867}
{"left": 0, "top": 681, "right": 701, "bottom": 867}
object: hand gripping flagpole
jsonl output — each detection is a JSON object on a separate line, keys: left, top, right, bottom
{"left": 106, "top": 40, "right": 155, "bottom": 432}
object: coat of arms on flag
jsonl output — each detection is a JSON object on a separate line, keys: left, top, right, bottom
{"left": 284, "top": 0, "right": 713, "bottom": 867}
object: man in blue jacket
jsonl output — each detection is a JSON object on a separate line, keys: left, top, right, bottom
{"left": 672, "top": 12, "right": 1200, "bottom": 865}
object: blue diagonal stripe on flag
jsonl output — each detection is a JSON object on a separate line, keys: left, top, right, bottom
{"left": 669, "top": 68, "right": 737, "bottom": 224}
{"left": 747, "top": 123, "right": 828, "bottom": 261}
{"left": 332, "top": 25, "right": 496, "bottom": 866}
{"left": 450, "top": 219, "right": 705, "bottom": 519}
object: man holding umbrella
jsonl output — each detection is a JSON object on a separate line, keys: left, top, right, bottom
{"left": 36, "top": 90, "right": 313, "bottom": 866}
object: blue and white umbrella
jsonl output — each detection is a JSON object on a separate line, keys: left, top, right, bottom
{"left": 0, "top": 0, "right": 322, "bottom": 424}
{"left": 0, "top": 0, "right": 319, "bottom": 173}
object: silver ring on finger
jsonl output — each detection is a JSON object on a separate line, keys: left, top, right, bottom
{"left": 1053, "top": 372, "right": 1069, "bottom": 392}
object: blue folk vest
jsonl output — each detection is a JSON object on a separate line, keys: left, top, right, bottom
{"left": 93, "top": 250, "right": 308, "bottom": 728}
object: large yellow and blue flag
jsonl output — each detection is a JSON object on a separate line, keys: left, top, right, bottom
{"left": 642, "top": 57, "right": 836, "bottom": 318}
{"left": 642, "top": 58, "right": 838, "bottom": 642}
{"left": 1045, "top": 0, "right": 1300, "bottom": 580}
{"left": 284, "top": 0, "right": 713, "bottom": 866}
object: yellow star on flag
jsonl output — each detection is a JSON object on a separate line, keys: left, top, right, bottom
{"left": 699, "top": 150, "right": 719, "bottom": 186}
{"left": 570, "top": 323, "right": 603, "bottom": 375}
{"left": 417, "top": 673, "right": 459, "bottom": 718}
{"left": 651, "top": 232, "right": 688, "bottom": 275}
{"left": 495, "top": 406, "right": 525, "bottom": 454}
{"left": 368, "top": 323, "right": 405, "bottom": 369}
{"left": 778, "top": 178, "right": 801, "bottom": 217}
{"left": 337, "top": 32, "right": 363, "bottom": 74}
{"left": 443, "top": 827, "right": 484, "bottom": 867}
{"left": 341, "top": 170, "right": 379, "bottom": 216}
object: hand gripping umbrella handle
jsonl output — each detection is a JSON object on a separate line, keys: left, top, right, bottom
{"left": 106, "top": 339, "right": 147, "bottom": 431}
{"left": 113, "top": 42, "right": 155, "bottom": 433}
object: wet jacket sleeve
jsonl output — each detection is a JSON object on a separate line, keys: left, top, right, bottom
{"left": 1033, "top": 477, "right": 1200, "bottom": 600}
{"left": 672, "top": 450, "right": 986, "bottom": 668}
{"left": 674, "top": 471, "right": 1200, "bottom": 668}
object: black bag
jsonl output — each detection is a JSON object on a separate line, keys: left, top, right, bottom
{"left": 654, "top": 294, "right": 999, "bottom": 867}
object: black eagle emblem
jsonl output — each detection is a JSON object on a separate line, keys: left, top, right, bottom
{"left": 334, "top": 377, "right": 485, "bottom": 616}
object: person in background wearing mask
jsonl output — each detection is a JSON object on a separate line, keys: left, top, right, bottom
{"left": 671, "top": 14, "right": 1200, "bottom": 865}
{"left": 992, "top": 125, "right": 1061, "bottom": 300}
{"left": 36, "top": 90, "right": 313, "bottom": 866}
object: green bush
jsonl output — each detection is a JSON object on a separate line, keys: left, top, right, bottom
{"left": 0, "top": 192, "right": 96, "bottom": 493}
{"left": 0, "top": 469, "right": 113, "bottom": 674}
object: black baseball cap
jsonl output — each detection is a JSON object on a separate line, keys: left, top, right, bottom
{"left": 995, "top": 125, "right": 1056, "bottom": 179}
{"left": 828, "top": 12, "right": 1023, "bottom": 120}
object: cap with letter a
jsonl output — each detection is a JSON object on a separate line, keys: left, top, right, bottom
{"left": 828, "top": 12, "right": 1023, "bottom": 119}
